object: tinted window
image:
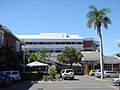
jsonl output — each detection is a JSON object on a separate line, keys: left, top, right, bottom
{"left": 12, "top": 72, "right": 18, "bottom": 75}
{"left": 92, "top": 70, "right": 96, "bottom": 72}
{"left": 66, "top": 70, "right": 73, "bottom": 73}
{"left": 61, "top": 70, "right": 65, "bottom": 73}
{"left": 5, "top": 72, "right": 11, "bottom": 75}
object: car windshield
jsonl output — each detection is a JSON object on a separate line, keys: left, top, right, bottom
{"left": 66, "top": 70, "right": 73, "bottom": 73}
{"left": 92, "top": 70, "right": 96, "bottom": 72}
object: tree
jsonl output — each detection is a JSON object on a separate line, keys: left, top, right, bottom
{"left": 36, "top": 48, "right": 48, "bottom": 62}
{"left": 27, "top": 48, "right": 48, "bottom": 63}
{"left": 48, "top": 65, "right": 57, "bottom": 79}
{"left": 3, "top": 45, "right": 22, "bottom": 70}
{"left": 57, "top": 47, "right": 83, "bottom": 68}
{"left": 118, "top": 43, "right": 120, "bottom": 47}
{"left": 87, "top": 5, "right": 111, "bottom": 78}
{"left": 27, "top": 52, "right": 37, "bottom": 62}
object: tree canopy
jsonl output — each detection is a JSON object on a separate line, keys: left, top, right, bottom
{"left": 27, "top": 48, "right": 48, "bottom": 63}
{"left": 87, "top": 5, "right": 111, "bottom": 32}
{"left": 57, "top": 47, "right": 83, "bottom": 68}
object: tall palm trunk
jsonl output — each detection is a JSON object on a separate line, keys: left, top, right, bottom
{"left": 97, "top": 27, "right": 104, "bottom": 79}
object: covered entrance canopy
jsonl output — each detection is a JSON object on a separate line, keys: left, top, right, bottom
{"left": 27, "top": 61, "right": 48, "bottom": 67}
{"left": 81, "top": 51, "right": 100, "bottom": 75}
{"left": 26, "top": 61, "right": 48, "bottom": 72}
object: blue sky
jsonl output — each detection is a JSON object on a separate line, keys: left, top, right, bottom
{"left": 0, "top": 0, "right": 120, "bottom": 55}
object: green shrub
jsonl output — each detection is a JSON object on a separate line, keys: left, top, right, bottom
{"left": 48, "top": 65, "right": 57, "bottom": 79}
{"left": 49, "top": 75, "right": 54, "bottom": 81}
{"left": 42, "top": 75, "right": 50, "bottom": 81}
{"left": 20, "top": 71, "right": 43, "bottom": 81}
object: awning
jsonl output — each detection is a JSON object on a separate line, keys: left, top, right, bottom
{"left": 26, "top": 61, "right": 48, "bottom": 67}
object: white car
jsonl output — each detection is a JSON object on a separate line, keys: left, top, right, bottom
{"left": 60, "top": 69, "right": 74, "bottom": 80}
{"left": 1, "top": 71, "right": 21, "bottom": 81}
{"left": 113, "top": 78, "right": 120, "bottom": 85}
{"left": 104, "top": 71, "right": 119, "bottom": 78}
{"left": 95, "top": 70, "right": 112, "bottom": 78}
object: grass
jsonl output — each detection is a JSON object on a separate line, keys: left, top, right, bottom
{"left": 95, "top": 78, "right": 113, "bottom": 80}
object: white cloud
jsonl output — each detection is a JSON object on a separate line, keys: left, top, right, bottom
{"left": 116, "top": 39, "right": 120, "bottom": 43}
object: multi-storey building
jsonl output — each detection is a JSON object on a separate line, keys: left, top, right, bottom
{"left": 16, "top": 32, "right": 99, "bottom": 52}
{"left": 16, "top": 32, "right": 120, "bottom": 75}
{"left": 16, "top": 32, "right": 99, "bottom": 60}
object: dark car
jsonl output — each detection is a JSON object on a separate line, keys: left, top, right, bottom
{"left": 0, "top": 73, "right": 11, "bottom": 87}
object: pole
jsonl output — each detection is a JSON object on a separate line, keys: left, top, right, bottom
{"left": 98, "top": 29, "right": 104, "bottom": 79}
{"left": 22, "top": 40, "right": 25, "bottom": 72}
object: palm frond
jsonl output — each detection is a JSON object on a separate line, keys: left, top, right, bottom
{"left": 101, "top": 8, "right": 111, "bottom": 14}
{"left": 89, "top": 5, "right": 97, "bottom": 12}
{"left": 87, "top": 19, "right": 93, "bottom": 28}
{"left": 87, "top": 5, "right": 111, "bottom": 31}
{"left": 102, "top": 16, "right": 111, "bottom": 29}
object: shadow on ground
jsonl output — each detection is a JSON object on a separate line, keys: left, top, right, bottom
{"left": 0, "top": 81, "right": 36, "bottom": 90}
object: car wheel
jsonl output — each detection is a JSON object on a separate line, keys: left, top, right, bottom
{"left": 106, "top": 75, "right": 110, "bottom": 78}
{"left": 12, "top": 78, "right": 15, "bottom": 82}
{"left": 71, "top": 77, "right": 74, "bottom": 80}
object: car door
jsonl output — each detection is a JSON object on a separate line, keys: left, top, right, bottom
{"left": 113, "top": 72, "right": 119, "bottom": 78}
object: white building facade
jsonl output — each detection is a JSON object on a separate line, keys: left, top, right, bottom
{"left": 16, "top": 32, "right": 99, "bottom": 62}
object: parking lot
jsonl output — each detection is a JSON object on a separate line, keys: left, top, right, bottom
{"left": 1, "top": 75, "right": 120, "bottom": 90}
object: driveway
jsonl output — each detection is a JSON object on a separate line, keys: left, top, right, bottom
{"left": 1, "top": 75, "right": 120, "bottom": 90}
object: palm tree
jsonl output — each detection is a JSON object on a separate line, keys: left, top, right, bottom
{"left": 118, "top": 43, "right": 120, "bottom": 47}
{"left": 87, "top": 6, "right": 111, "bottom": 78}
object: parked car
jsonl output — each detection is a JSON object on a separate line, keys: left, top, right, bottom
{"left": 104, "top": 71, "right": 119, "bottom": 78}
{"left": 0, "top": 73, "right": 11, "bottom": 87}
{"left": 113, "top": 78, "right": 120, "bottom": 85}
{"left": 95, "top": 69, "right": 101, "bottom": 78}
{"left": 95, "top": 70, "right": 111, "bottom": 78}
{"left": 1, "top": 71, "right": 21, "bottom": 81}
{"left": 89, "top": 70, "right": 96, "bottom": 76}
{"left": 60, "top": 69, "right": 74, "bottom": 80}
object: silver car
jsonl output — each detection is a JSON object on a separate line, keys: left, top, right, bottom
{"left": 104, "top": 71, "right": 119, "bottom": 78}
{"left": 113, "top": 78, "right": 120, "bottom": 85}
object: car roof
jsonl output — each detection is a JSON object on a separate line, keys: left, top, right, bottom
{"left": 62, "top": 69, "right": 73, "bottom": 70}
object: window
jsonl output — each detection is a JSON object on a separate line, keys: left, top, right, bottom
{"left": 12, "top": 72, "right": 18, "bottom": 75}
{"left": 33, "top": 42, "right": 40, "bottom": 44}
{"left": 60, "top": 42, "right": 65, "bottom": 44}
{"left": 26, "top": 42, "right": 33, "bottom": 45}
{"left": 113, "top": 64, "right": 119, "bottom": 69}
{"left": 66, "top": 42, "right": 71, "bottom": 44}
{"left": 56, "top": 42, "right": 59, "bottom": 44}
{"left": 5, "top": 72, "right": 11, "bottom": 75}
{"left": 77, "top": 42, "right": 82, "bottom": 44}
{"left": 104, "top": 64, "right": 112, "bottom": 70}
{"left": 50, "top": 50, "right": 53, "bottom": 53}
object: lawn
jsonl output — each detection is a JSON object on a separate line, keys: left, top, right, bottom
{"left": 95, "top": 78, "right": 113, "bottom": 80}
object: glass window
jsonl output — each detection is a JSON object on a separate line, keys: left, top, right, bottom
{"left": 60, "top": 42, "right": 65, "bottom": 44}
{"left": 5, "top": 72, "right": 11, "bottom": 75}
{"left": 113, "top": 64, "right": 119, "bottom": 69}
{"left": 66, "top": 42, "right": 71, "bottom": 44}
{"left": 66, "top": 70, "right": 73, "bottom": 73}
{"left": 12, "top": 72, "right": 18, "bottom": 75}
{"left": 104, "top": 64, "right": 112, "bottom": 70}
{"left": 56, "top": 42, "right": 59, "bottom": 44}
{"left": 77, "top": 42, "right": 82, "bottom": 44}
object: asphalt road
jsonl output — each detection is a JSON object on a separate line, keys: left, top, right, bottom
{"left": 1, "top": 76, "right": 120, "bottom": 90}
